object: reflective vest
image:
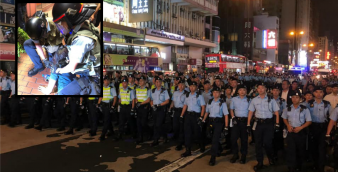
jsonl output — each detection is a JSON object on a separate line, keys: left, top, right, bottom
{"left": 102, "top": 87, "right": 113, "bottom": 102}
{"left": 128, "top": 83, "right": 136, "bottom": 90}
{"left": 171, "top": 85, "right": 176, "bottom": 95}
{"left": 88, "top": 97, "right": 95, "bottom": 100}
{"left": 136, "top": 87, "right": 148, "bottom": 102}
{"left": 120, "top": 87, "right": 131, "bottom": 105}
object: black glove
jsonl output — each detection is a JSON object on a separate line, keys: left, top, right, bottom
{"left": 247, "top": 125, "right": 251, "bottom": 136}
{"left": 232, "top": 117, "right": 238, "bottom": 125}
{"left": 179, "top": 116, "right": 184, "bottom": 124}
{"left": 79, "top": 104, "right": 85, "bottom": 109}
{"left": 134, "top": 111, "right": 138, "bottom": 119}
{"left": 131, "top": 109, "right": 135, "bottom": 116}
{"left": 110, "top": 106, "right": 116, "bottom": 113}
{"left": 152, "top": 105, "right": 158, "bottom": 112}
{"left": 325, "top": 135, "right": 331, "bottom": 145}
{"left": 274, "top": 123, "right": 280, "bottom": 132}
{"left": 136, "top": 102, "right": 141, "bottom": 109}
{"left": 197, "top": 117, "right": 203, "bottom": 126}
{"left": 64, "top": 103, "right": 69, "bottom": 108}
{"left": 223, "top": 127, "right": 229, "bottom": 136}
{"left": 34, "top": 98, "right": 38, "bottom": 105}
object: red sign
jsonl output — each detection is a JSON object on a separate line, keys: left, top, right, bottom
{"left": 0, "top": 43, "right": 15, "bottom": 61}
{"left": 189, "top": 59, "right": 196, "bottom": 65}
{"left": 266, "top": 29, "right": 277, "bottom": 49}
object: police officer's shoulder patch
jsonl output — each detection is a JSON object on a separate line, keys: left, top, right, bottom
{"left": 323, "top": 100, "right": 330, "bottom": 108}
{"left": 300, "top": 104, "right": 307, "bottom": 112}
{"left": 152, "top": 88, "right": 156, "bottom": 93}
{"left": 208, "top": 99, "right": 213, "bottom": 105}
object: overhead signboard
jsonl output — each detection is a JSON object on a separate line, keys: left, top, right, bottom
{"left": 205, "top": 56, "right": 219, "bottom": 63}
{"left": 310, "top": 59, "right": 329, "bottom": 71}
{"left": 129, "top": 0, "right": 153, "bottom": 23}
{"left": 263, "top": 29, "right": 277, "bottom": 49}
{"left": 146, "top": 29, "right": 185, "bottom": 41}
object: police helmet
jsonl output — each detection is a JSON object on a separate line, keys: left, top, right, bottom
{"left": 25, "top": 17, "right": 47, "bottom": 40}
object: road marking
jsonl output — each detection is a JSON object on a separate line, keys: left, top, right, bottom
{"left": 155, "top": 145, "right": 212, "bottom": 172}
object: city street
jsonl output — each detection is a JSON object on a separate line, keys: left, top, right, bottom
{"left": 1, "top": 123, "right": 336, "bottom": 172}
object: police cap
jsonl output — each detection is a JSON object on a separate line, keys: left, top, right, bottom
{"left": 175, "top": 77, "right": 181, "bottom": 81}
{"left": 178, "top": 80, "right": 185, "bottom": 84}
{"left": 128, "top": 74, "right": 134, "bottom": 78}
{"left": 237, "top": 84, "right": 247, "bottom": 90}
{"left": 121, "top": 77, "right": 128, "bottom": 83}
{"left": 212, "top": 87, "right": 221, "bottom": 92}
{"left": 257, "top": 82, "right": 266, "bottom": 87}
{"left": 103, "top": 75, "right": 109, "bottom": 80}
{"left": 10, "top": 71, "right": 15, "bottom": 75}
{"left": 313, "top": 86, "right": 324, "bottom": 92}
{"left": 155, "top": 77, "right": 162, "bottom": 81}
{"left": 204, "top": 80, "right": 210, "bottom": 85}
{"left": 290, "top": 91, "right": 302, "bottom": 97}
{"left": 331, "top": 84, "right": 338, "bottom": 88}
{"left": 138, "top": 76, "right": 147, "bottom": 81}
{"left": 189, "top": 81, "right": 198, "bottom": 86}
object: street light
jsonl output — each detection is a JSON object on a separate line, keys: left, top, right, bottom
{"left": 303, "top": 44, "right": 307, "bottom": 47}
{"left": 319, "top": 50, "right": 322, "bottom": 52}
{"left": 300, "top": 31, "right": 304, "bottom": 35}
{"left": 290, "top": 32, "right": 295, "bottom": 35}
{"left": 309, "top": 43, "right": 314, "bottom": 47}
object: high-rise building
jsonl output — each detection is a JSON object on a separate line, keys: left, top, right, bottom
{"left": 318, "top": 36, "right": 328, "bottom": 61}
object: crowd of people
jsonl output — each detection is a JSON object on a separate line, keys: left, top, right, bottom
{"left": 1, "top": 70, "right": 338, "bottom": 172}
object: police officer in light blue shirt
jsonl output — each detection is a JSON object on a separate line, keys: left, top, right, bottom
{"left": 0, "top": 70, "right": 11, "bottom": 124}
{"left": 306, "top": 86, "right": 330, "bottom": 171}
{"left": 150, "top": 77, "right": 170, "bottom": 147}
{"left": 202, "top": 87, "right": 229, "bottom": 166}
{"left": 247, "top": 82, "right": 280, "bottom": 171}
{"left": 180, "top": 81, "right": 206, "bottom": 157}
{"left": 282, "top": 92, "right": 312, "bottom": 171}
{"left": 229, "top": 85, "right": 251, "bottom": 164}
{"left": 8, "top": 71, "right": 20, "bottom": 127}
{"left": 202, "top": 81, "right": 213, "bottom": 103}
{"left": 169, "top": 79, "right": 188, "bottom": 150}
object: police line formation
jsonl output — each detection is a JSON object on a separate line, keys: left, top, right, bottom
{"left": 1, "top": 71, "right": 338, "bottom": 172}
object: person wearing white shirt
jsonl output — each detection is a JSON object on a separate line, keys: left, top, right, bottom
{"left": 324, "top": 84, "right": 338, "bottom": 113}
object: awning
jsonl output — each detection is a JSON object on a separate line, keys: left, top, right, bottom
{"left": 145, "top": 35, "right": 184, "bottom": 46}
{"left": 184, "top": 37, "right": 216, "bottom": 48}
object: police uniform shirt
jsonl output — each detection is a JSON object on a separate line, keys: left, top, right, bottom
{"left": 202, "top": 90, "right": 213, "bottom": 105}
{"left": 329, "top": 107, "right": 338, "bottom": 121}
{"left": 184, "top": 92, "right": 206, "bottom": 113}
{"left": 68, "top": 36, "right": 95, "bottom": 64}
{"left": 0, "top": 77, "right": 9, "bottom": 91}
{"left": 307, "top": 100, "right": 331, "bottom": 123}
{"left": 230, "top": 96, "right": 251, "bottom": 117}
{"left": 248, "top": 94, "right": 280, "bottom": 119}
{"left": 171, "top": 90, "right": 186, "bottom": 108}
{"left": 118, "top": 87, "right": 135, "bottom": 104}
{"left": 136, "top": 86, "right": 151, "bottom": 102}
{"left": 10, "top": 80, "right": 15, "bottom": 95}
{"left": 206, "top": 99, "right": 229, "bottom": 118}
{"left": 274, "top": 97, "right": 286, "bottom": 116}
{"left": 102, "top": 85, "right": 117, "bottom": 103}
{"left": 151, "top": 87, "right": 169, "bottom": 105}
{"left": 282, "top": 105, "right": 312, "bottom": 127}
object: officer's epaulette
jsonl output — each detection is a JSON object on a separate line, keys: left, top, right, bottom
{"left": 152, "top": 88, "right": 156, "bottom": 93}
{"left": 308, "top": 99, "right": 315, "bottom": 107}
{"left": 323, "top": 100, "right": 330, "bottom": 108}
{"left": 246, "top": 96, "right": 251, "bottom": 102}
{"left": 160, "top": 87, "right": 166, "bottom": 93}
{"left": 208, "top": 99, "right": 213, "bottom": 105}
{"left": 183, "top": 90, "right": 189, "bottom": 94}
{"left": 280, "top": 98, "right": 285, "bottom": 102}
{"left": 175, "top": 86, "right": 178, "bottom": 91}
{"left": 267, "top": 95, "right": 272, "bottom": 103}
{"left": 127, "top": 87, "right": 132, "bottom": 93}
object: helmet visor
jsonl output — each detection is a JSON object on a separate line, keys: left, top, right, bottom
{"left": 55, "top": 21, "right": 70, "bottom": 35}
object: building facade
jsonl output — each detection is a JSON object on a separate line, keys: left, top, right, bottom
{"left": 318, "top": 36, "right": 328, "bottom": 61}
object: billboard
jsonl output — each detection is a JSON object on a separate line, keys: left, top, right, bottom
{"left": 129, "top": 0, "right": 153, "bottom": 23}
{"left": 104, "top": 54, "right": 158, "bottom": 73}
{"left": 310, "top": 59, "right": 329, "bottom": 71}
{"left": 103, "top": 1, "right": 125, "bottom": 24}
{"left": 263, "top": 29, "right": 277, "bottom": 49}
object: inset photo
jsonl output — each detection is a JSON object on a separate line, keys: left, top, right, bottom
{"left": 17, "top": 3, "right": 102, "bottom": 95}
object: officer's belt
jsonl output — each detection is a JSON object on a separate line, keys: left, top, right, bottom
{"left": 174, "top": 107, "right": 183, "bottom": 111}
{"left": 101, "top": 102, "right": 110, "bottom": 107}
{"left": 255, "top": 117, "right": 273, "bottom": 124}
{"left": 311, "top": 122, "right": 328, "bottom": 128}
{"left": 235, "top": 117, "right": 248, "bottom": 122}
{"left": 120, "top": 104, "right": 131, "bottom": 107}
{"left": 0, "top": 90, "right": 10, "bottom": 95}
{"left": 138, "top": 103, "right": 149, "bottom": 108}
{"left": 209, "top": 117, "right": 223, "bottom": 123}
{"left": 187, "top": 111, "right": 199, "bottom": 115}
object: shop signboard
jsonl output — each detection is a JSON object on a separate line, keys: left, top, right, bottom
{"left": 104, "top": 54, "right": 158, "bottom": 73}
{"left": 129, "top": 0, "right": 153, "bottom": 23}
{"left": 0, "top": 43, "right": 15, "bottom": 61}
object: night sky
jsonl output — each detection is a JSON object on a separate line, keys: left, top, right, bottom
{"left": 317, "top": 0, "right": 338, "bottom": 37}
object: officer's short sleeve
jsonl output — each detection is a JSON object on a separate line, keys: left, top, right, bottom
{"left": 271, "top": 99, "right": 280, "bottom": 112}
{"left": 230, "top": 98, "right": 235, "bottom": 110}
{"left": 164, "top": 90, "right": 169, "bottom": 101}
{"left": 171, "top": 92, "right": 175, "bottom": 101}
{"left": 304, "top": 109, "right": 312, "bottom": 122}
{"left": 248, "top": 98, "right": 256, "bottom": 112}
{"left": 281, "top": 108, "right": 288, "bottom": 119}
{"left": 222, "top": 103, "right": 229, "bottom": 115}
{"left": 130, "top": 90, "right": 135, "bottom": 100}
{"left": 206, "top": 103, "right": 210, "bottom": 113}
{"left": 118, "top": 94, "right": 121, "bottom": 99}
{"left": 147, "top": 89, "right": 151, "bottom": 99}
{"left": 111, "top": 88, "right": 117, "bottom": 97}
{"left": 330, "top": 107, "right": 338, "bottom": 121}
{"left": 199, "top": 95, "right": 206, "bottom": 106}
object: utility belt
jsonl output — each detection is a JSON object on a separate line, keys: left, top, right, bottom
{"left": 138, "top": 103, "right": 149, "bottom": 109}
{"left": 101, "top": 102, "right": 111, "bottom": 107}
{"left": 120, "top": 104, "right": 131, "bottom": 107}
{"left": 235, "top": 117, "right": 248, "bottom": 122}
{"left": 174, "top": 107, "right": 183, "bottom": 111}
{"left": 187, "top": 111, "right": 199, "bottom": 116}
{"left": 0, "top": 90, "right": 10, "bottom": 95}
{"left": 311, "top": 122, "right": 328, "bottom": 128}
{"left": 209, "top": 117, "right": 223, "bottom": 123}
{"left": 255, "top": 117, "right": 274, "bottom": 124}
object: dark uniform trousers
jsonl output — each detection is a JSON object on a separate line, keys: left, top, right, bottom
{"left": 26, "top": 97, "right": 39, "bottom": 125}
{"left": 54, "top": 98, "right": 66, "bottom": 128}
{"left": 309, "top": 123, "right": 327, "bottom": 168}
{"left": 273, "top": 115, "right": 284, "bottom": 155}
{"left": 254, "top": 119, "right": 275, "bottom": 163}
{"left": 1, "top": 90, "right": 11, "bottom": 123}
{"left": 69, "top": 98, "right": 79, "bottom": 130}
{"left": 119, "top": 104, "right": 133, "bottom": 135}
{"left": 184, "top": 112, "right": 203, "bottom": 149}
{"left": 87, "top": 100, "right": 97, "bottom": 133}
{"left": 136, "top": 104, "right": 149, "bottom": 140}
{"left": 209, "top": 117, "right": 224, "bottom": 156}
{"left": 101, "top": 102, "right": 113, "bottom": 136}
{"left": 173, "top": 108, "right": 184, "bottom": 145}
{"left": 286, "top": 130, "right": 307, "bottom": 168}
{"left": 40, "top": 98, "right": 53, "bottom": 127}
{"left": 231, "top": 117, "right": 248, "bottom": 155}
{"left": 153, "top": 106, "right": 166, "bottom": 141}
{"left": 9, "top": 95, "right": 20, "bottom": 124}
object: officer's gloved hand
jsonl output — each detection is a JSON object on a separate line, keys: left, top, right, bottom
{"left": 34, "top": 98, "right": 38, "bottom": 105}
{"left": 152, "top": 105, "right": 158, "bottom": 112}
{"left": 223, "top": 127, "right": 229, "bottom": 136}
{"left": 247, "top": 125, "right": 251, "bottom": 136}
{"left": 136, "top": 102, "right": 141, "bottom": 109}
{"left": 325, "top": 135, "right": 331, "bottom": 145}
{"left": 131, "top": 109, "right": 135, "bottom": 116}
{"left": 274, "top": 123, "right": 280, "bottom": 132}
{"left": 179, "top": 116, "right": 184, "bottom": 124}
{"left": 232, "top": 116, "right": 238, "bottom": 125}
{"left": 42, "top": 59, "right": 52, "bottom": 68}
{"left": 79, "top": 103, "right": 85, "bottom": 109}
{"left": 197, "top": 117, "right": 203, "bottom": 126}
{"left": 110, "top": 106, "right": 116, "bottom": 114}
{"left": 64, "top": 102, "right": 69, "bottom": 108}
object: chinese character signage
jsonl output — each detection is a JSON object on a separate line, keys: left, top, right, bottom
{"left": 263, "top": 29, "right": 277, "bottom": 49}
{"left": 131, "top": 0, "right": 149, "bottom": 14}
{"left": 129, "top": 0, "right": 153, "bottom": 23}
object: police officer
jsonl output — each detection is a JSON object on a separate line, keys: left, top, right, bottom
{"left": 229, "top": 85, "right": 251, "bottom": 164}
{"left": 35, "top": 97, "right": 53, "bottom": 130}
{"left": 24, "top": 97, "right": 40, "bottom": 129}
{"left": 128, "top": 74, "right": 137, "bottom": 90}
{"left": 282, "top": 92, "right": 312, "bottom": 172}
{"left": 134, "top": 76, "right": 151, "bottom": 144}
{"left": 169, "top": 79, "right": 188, "bottom": 150}
{"left": 0, "top": 70, "right": 10, "bottom": 124}
{"left": 150, "top": 77, "right": 170, "bottom": 147}
{"left": 54, "top": 97, "right": 67, "bottom": 131}
{"left": 326, "top": 105, "right": 338, "bottom": 172}
{"left": 87, "top": 96, "right": 98, "bottom": 136}
{"left": 202, "top": 81, "right": 213, "bottom": 105}
{"left": 248, "top": 83, "right": 280, "bottom": 171}
{"left": 307, "top": 86, "right": 331, "bottom": 172}
{"left": 170, "top": 77, "right": 180, "bottom": 96}
{"left": 8, "top": 71, "right": 20, "bottom": 127}
{"left": 98, "top": 76, "right": 117, "bottom": 141}
{"left": 181, "top": 81, "right": 206, "bottom": 157}
{"left": 52, "top": 3, "right": 101, "bottom": 95}
{"left": 115, "top": 77, "right": 135, "bottom": 141}
{"left": 271, "top": 86, "right": 286, "bottom": 160}
{"left": 203, "top": 87, "right": 229, "bottom": 166}
{"left": 64, "top": 97, "right": 81, "bottom": 134}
